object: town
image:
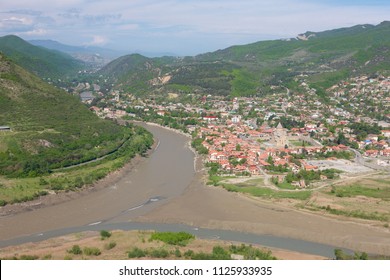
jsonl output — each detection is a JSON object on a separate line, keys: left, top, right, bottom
{"left": 75, "top": 74, "right": 390, "bottom": 189}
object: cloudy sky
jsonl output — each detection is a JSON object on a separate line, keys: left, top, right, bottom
{"left": 1, "top": 0, "right": 389, "bottom": 56}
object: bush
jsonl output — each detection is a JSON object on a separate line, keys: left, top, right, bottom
{"left": 149, "top": 248, "right": 169, "bottom": 258}
{"left": 128, "top": 247, "right": 146, "bottom": 258}
{"left": 183, "top": 250, "right": 194, "bottom": 259}
{"left": 211, "top": 246, "right": 231, "bottom": 260}
{"left": 174, "top": 248, "right": 182, "bottom": 258}
{"left": 83, "top": 247, "right": 101, "bottom": 256}
{"left": 67, "top": 245, "right": 82, "bottom": 255}
{"left": 105, "top": 242, "right": 117, "bottom": 250}
{"left": 19, "top": 255, "right": 39, "bottom": 260}
{"left": 100, "top": 230, "right": 112, "bottom": 240}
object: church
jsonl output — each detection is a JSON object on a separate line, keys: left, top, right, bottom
{"left": 272, "top": 123, "right": 288, "bottom": 148}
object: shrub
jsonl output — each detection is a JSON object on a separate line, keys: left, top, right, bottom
{"left": 43, "top": 254, "right": 52, "bottom": 260}
{"left": 67, "top": 245, "right": 82, "bottom": 255}
{"left": 105, "top": 242, "right": 117, "bottom": 250}
{"left": 174, "top": 248, "right": 182, "bottom": 258}
{"left": 183, "top": 250, "right": 194, "bottom": 259}
{"left": 83, "top": 247, "right": 101, "bottom": 256}
{"left": 100, "top": 230, "right": 112, "bottom": 240}
{"left": 128, "top": 247, "right": 146, "bottom": 258}
{"left": 19, "top": 255, "right": 39, "bottom": 260}
{"left": 149, "top": 248, "right": 169, "bottom": 258}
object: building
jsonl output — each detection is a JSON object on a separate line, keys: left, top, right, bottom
{"left": 0, "top": 126, "right": 11, "bottom": 131}
{"left": 272, "top": 123, "right": 288, "bottom": 148}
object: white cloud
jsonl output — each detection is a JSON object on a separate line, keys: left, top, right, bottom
{"left": 85, "top": 35, "right": 109, "bottom": 46}
{"left": 0, "top": 0, "right": 389, "bottom": 54}
{"left": 25, "top": 28, "right": 49, "bottom": 36}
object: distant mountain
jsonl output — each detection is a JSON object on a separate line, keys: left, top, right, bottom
{"left": 0, "top": 35, "right": 83, "bottom": 79}
{"left": 29, "top": 39, "right": 124, "bottom": 65}
{"left": 99, "top": 21, "right": 390, "bottom": 97}
{"left": 29, "top": 40, "right": 177, "bottom": 65}
{"left": 97, "top": 54, "right": 180, "bottom": 94}
{"left": 0, "top": 52, "right": 132, "bottom": 177}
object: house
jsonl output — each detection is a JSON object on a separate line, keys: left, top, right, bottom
{"left": 380, "top": 149, "right": 390, "bottom": 156}
{"left": 248, "top": 165, "right": 260, "bottom": 175}
{"left": 203, "top": 116, "right": 218, "bottom": 123}
{"left": 157, "top": 110, "right": 166, "bottom": 116}
{"left": 0, "top": 126, "right": 10, "bottom": 131}
{"left": 364, "top": 150, "right": 379, "bottom": 157}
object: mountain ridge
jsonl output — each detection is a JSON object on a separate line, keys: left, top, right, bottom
{"left": 0, "top": 52, "right": 133, "bottom": 177}
{"left": 0, "top": 35, "right": 84, "bottom": 79}
{"left": 96, "top": 21, "right": 389, "bottom": 97}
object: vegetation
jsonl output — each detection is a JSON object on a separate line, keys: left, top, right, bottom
{"left": 220, "top": 183, "right": 311, "bottom": 200}
{"left": 149, "top": 232, "right": 195, "bottom": 246}
{"left": 191, "top": 137, "right": 208, "bottom": 154}
{"left": 334, "top": 249, "right": 368, "bottom": 260}
{"left": 96, "top": 22, "right": 390, "bottom": 97}
{"left": 100, "top": 230, "right": 112, "bottom": 240}
{"left": 67, "top": 245, "right": 82, "bottom": 255}
{"left": 283, "top": 169, "right": 341, "bottom": 186}
{"left": 0, "top": 35, "right": 83, "bottom": 80}
{"left": 83, "top": 247, "right": 101, "bottom": 256}
{"left": 322, "top": 206, "right": 388, "bottom": 222}
{"left": 0, "top": 54, "right": 154, "bottom": 204}
{"left": 330, "top": 184, "right": 390, "bottom": 199}
{"left": 105, "top": 242, "right": 117, "bottom": 250}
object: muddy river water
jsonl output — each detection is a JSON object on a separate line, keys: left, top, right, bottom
{"left": 0, "top": 124, "right": 352, "bottom": 257}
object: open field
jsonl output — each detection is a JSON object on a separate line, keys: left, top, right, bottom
{"left": 304, "top": 176, "right": 390, "bottom": 223}
{"left": 306, "top": 159, "right": 372, "bottom": 173}
{"left": 215, "top": 171, "right": 390, "bottom": 224}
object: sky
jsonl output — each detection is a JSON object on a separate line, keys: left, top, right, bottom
{"left": 1, "top": 0, "right": 389, "bottom": 56}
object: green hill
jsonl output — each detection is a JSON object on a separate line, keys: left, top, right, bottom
{"left": 0, "top": 53, "right": 152, "bottom": 179}
{"left": 99, "top": 21, "right": 390, "bottom": 97}
{"left": 0, "top": 35, "right": 84, "bottom": 79}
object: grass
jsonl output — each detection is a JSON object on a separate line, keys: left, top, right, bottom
{"left": 330, "top": 184, "right": 390, "bottom": 200}
{"left": 238, "top": 178, "right": 265, "bottom": 187}
{"left": 149, "top": 232, "right": 195, "bottom": 246}
{"left": 275, "top": 181, "right": 297, "bottom": 190}
{"left": 324, "top": 206, "right": 388, "bottom": 222}
{"left": 127, "top": 244, "right": 276, "bottom": 260}
{"left": 221, "top": 183, "right": 311, "bottom": 200}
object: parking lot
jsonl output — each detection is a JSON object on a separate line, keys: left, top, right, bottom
{"left": 306, "top": 159, "right": 373, "bottom": 173}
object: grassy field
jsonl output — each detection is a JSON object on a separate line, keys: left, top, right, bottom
{"left": 217, "top": 177, "right": 312, "bottom": 201}
{"left": 211, "top": 172, "right": 390, "bottom": 224}
{"left": 303, "top": 176, "right": 390, "bottom": 223}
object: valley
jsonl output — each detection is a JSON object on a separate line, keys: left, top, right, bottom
{"left": 0, "top": 21, "right": 390, "bottom": 260}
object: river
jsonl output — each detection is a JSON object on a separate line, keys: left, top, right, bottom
{"left": 0, "top": 124, "right": 352, "bottom": 258}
